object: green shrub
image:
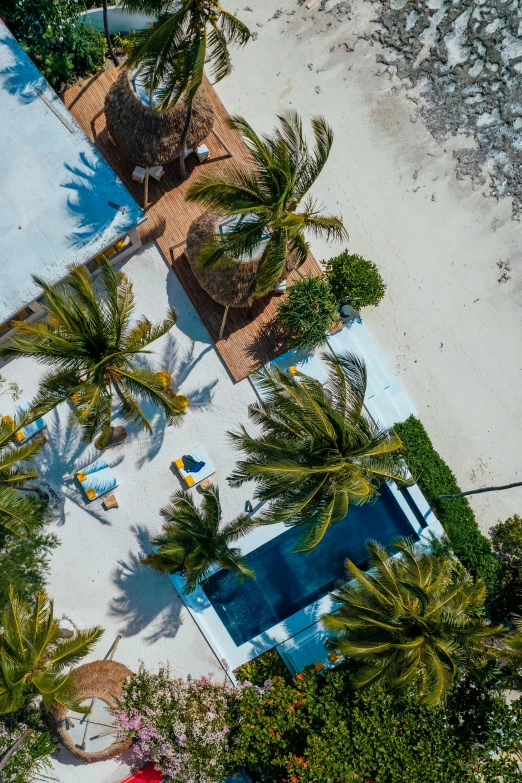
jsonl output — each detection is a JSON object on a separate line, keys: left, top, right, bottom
{"left": 231, "top": 663, "right": 522, "bottom": 783}
{"left": 0, "top": 516, "right": 58, "bottom": 613}
{"left": 277, "top": 276, "right": 338, "bottom": 351}
{"left": 491, "top": 515, "right": 522, "bottom": 618}
{"left": 0, "top": 710, "right": 55, "bottom": 783}
{"left": 394, "top": 416, "right": 501, "bottom": 596}
{"left": 1, "top": 0, "right": 106, "bottom": 90}
{"left": 235, "top": 650, "right": 290, "bottom": 686}
{"left": 324, "top": 251, "right": 386, "bottom": 308}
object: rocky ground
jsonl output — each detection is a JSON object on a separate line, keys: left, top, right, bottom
{"left": 330, "top": 0, "right": 522, "bottom": 217}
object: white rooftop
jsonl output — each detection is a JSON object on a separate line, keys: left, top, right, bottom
{"left": 0, "top": 21, "right": 144, "bottom": 324}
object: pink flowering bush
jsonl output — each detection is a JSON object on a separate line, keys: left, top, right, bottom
{"left": 112, "top": 664, "right": 240, "bottom": 783}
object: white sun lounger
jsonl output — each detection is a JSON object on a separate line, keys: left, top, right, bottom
{"left": 76, "top": 458, "right": 118, "bottom": 501}
{"left": 12, "top": 403, "right": 46, "bottom": 442}
{"left": 173, "top": 446, "right": 215, "bottom": 488}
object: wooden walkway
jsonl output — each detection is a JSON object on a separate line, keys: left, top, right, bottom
{"left": 63, "top": 68, "right": 323, "bottom": 382}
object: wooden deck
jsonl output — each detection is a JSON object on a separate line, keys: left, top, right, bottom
{"left": 63, "top": 68, "right": 323, "bottom": 382}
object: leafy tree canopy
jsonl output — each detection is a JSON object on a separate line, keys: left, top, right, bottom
{"left": 233, "top": 662, "right": 522, "bottom": 783}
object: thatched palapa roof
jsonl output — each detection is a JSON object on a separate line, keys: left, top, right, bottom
{"left": 186, "top": 213, "right": 259, "bottom": 308}
{"left": 186, "top": 213, "right": 298, "bottom": 308}
{"left": 50, "top": 659, "right": 133, "bottom": 764}
{"left": 104, "top": 68, "right": 214, "bottom": 167}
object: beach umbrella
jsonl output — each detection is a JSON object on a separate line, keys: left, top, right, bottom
{"left": 104, "top": 68, "right": 214, "bottom": 206}
{"left": 186, "top": 212, "right": 294, "bottom": 339}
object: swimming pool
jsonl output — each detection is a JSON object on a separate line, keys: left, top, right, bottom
{"left": 202, "top": 485, "right": 419, "bottom": 646}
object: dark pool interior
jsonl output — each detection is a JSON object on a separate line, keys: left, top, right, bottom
{"left": 202, "top": 485, "right": 418, "bottom": 646}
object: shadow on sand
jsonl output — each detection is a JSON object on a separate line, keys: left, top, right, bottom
{"left": 110, "top": 525, "right": 184, "bottom": 644}
{"left": 35, "top": 409, "right": 125, "bottom": 527}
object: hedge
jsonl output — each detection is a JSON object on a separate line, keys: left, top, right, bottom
{"left": 394, "top": 416, "right": 501, "bottom": 596}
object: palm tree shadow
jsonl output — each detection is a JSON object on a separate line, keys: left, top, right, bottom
{"left": 133, "top": 335, "right": 218, "bottom": 468}
{"left": 62, "top": 151, "right": 123, "bottom": 245}
{"left": 246, "top": 318, "right": 289, "bottom": 368}
{"left": 173, "top": 343, "right": 218, "bottom": 411}
{"left": 35, "top": 408, "right": 124, "bottom": 526}
{"left": 109, "top": 525, "right": 184, "bottom": 643}
{"left": 0, "top": 34, "right": 44, "bottom": 104}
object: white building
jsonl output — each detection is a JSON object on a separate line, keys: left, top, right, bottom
{"left": 0, "top": 21, "right": 145, "bottom": 342}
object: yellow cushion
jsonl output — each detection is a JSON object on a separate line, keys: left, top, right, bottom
{"left": 85, "top": 488, "right": 96, "bottom": 500}
{"left": 2, "top": 415, "right": 13, "bottom": 425}
{"left": 185, "top": 475, "right": 195, "bottom": 487}
{"left": 114, "top": 239, "right": 126, "bottom": 250}
{"left": 289, "top": 366, "right": 297, "bottom": 375}
{"left": 173, "top": 458, "right": 184, "bottom": 470}
{"left": 76, "top": 471, "right": 87, "bottom": 482}
{"left": 328, "top": 653, "right": 340, "bottom": 663}
{"left": 104, "top": 246, "right": 116, "bottom": 258}
{"left": 15, "top": 431, "right": 25, "bottom": 441}
{"left": 314, "top": 661, "right": 324, "bottom": 672}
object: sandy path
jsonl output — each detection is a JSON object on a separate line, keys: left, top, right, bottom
{"left": 216, "top": 0, "right": 522, "bottom": 533}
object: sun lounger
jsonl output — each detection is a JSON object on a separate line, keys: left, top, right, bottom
{"left": 76, "top": 458, "right": 118, "bottom": 500}
{"left": 172, "top": 446, "right": 215, "bottom": 488}
{"left": 13, "top": 404, "right": 46, "bottom": 442}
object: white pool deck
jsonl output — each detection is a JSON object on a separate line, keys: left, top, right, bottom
{"left": 0, "top": 242, "right": 444, "bottom": 781}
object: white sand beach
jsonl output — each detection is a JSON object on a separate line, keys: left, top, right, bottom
{"left": 216, "top": 0, "right": 522, "bottom": 532}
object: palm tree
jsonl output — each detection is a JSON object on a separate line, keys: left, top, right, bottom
{"left": 227, "top": 352, "right": 410, "bottom": 552}
{"left": 0, "top": 260, "right": 186, "bottom": 449}
{"left": 0, "top": 586, "right": 103, "bottom": 714}
{"left": 122, "top": 0, "right": 250, "bottom": 178}
{"left": 186, "top": 112, "right": 347, "bottom": 296}
{"left": 142, "top": 483, "right": 255, "bottom": 592}
{"left": 102, "top": 0, "right": 119, "bottom": 67}
{"left": 323, "top": 537, "right": 503, "bottom": 705}
{"left": 0, "top": 414, "right": 46, "bottom": 536}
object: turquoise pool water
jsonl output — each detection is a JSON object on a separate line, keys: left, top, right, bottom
{"left": 202, "top": 485, "right": 418, "bottom": 646}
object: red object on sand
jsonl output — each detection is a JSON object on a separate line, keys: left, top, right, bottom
{"left": 122, "top": 765, "right": 165, "bottom": 783}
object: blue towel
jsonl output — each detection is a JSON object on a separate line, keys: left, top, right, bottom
{"left": 182, "top": 455, "right": 206, "bottom": 473}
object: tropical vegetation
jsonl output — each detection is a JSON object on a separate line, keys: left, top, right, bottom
{"left": 323, "top": 536, "right": 502, "bottom": 704}
{"left": 394, "top": 416, "right": 501, "bottom": 595}
{"left": 0, "top": 260, "right": 186, "bottom": 449}
{"left": 0, "top": 586, "right": 103, "bottom": 714}
{"left": 122, "top": 0, "right": 250, "bottom": 177}
{"left": 111, "top": 650, "right": 522, "bottom": 783}
{"left": 0, "top": 415, "right": 47, "bottom": 537}
{"left": 142, "top": 484, "right": 255, "bottom": 592}
{"left": 113, "top": 664, "right": 239, "bottom": 783}
{"left": 0, "top": 519, "right": 57, "bottom": 615}
{"left": 233, "top": 658, "right": 522, "bottom": 783}
{"left": 0, "top": 708, "right": 55, "bottom": 783}
{"left": 491, "top": 514, "right": 522, "bottom": 619}
{"left": 324, "top": 250, "right": 386, "bottom": 309}
{"left": 228, "top": 352, "right": 410, "bottom": 551}
{"left": 277, "top": 276, "right": 338, "bottom": 351}
{"left": 0, "top": 0, "right": 106, "bottom": 90}
{"left": 186, "top": 112, "right": 347, "bottom": 296}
